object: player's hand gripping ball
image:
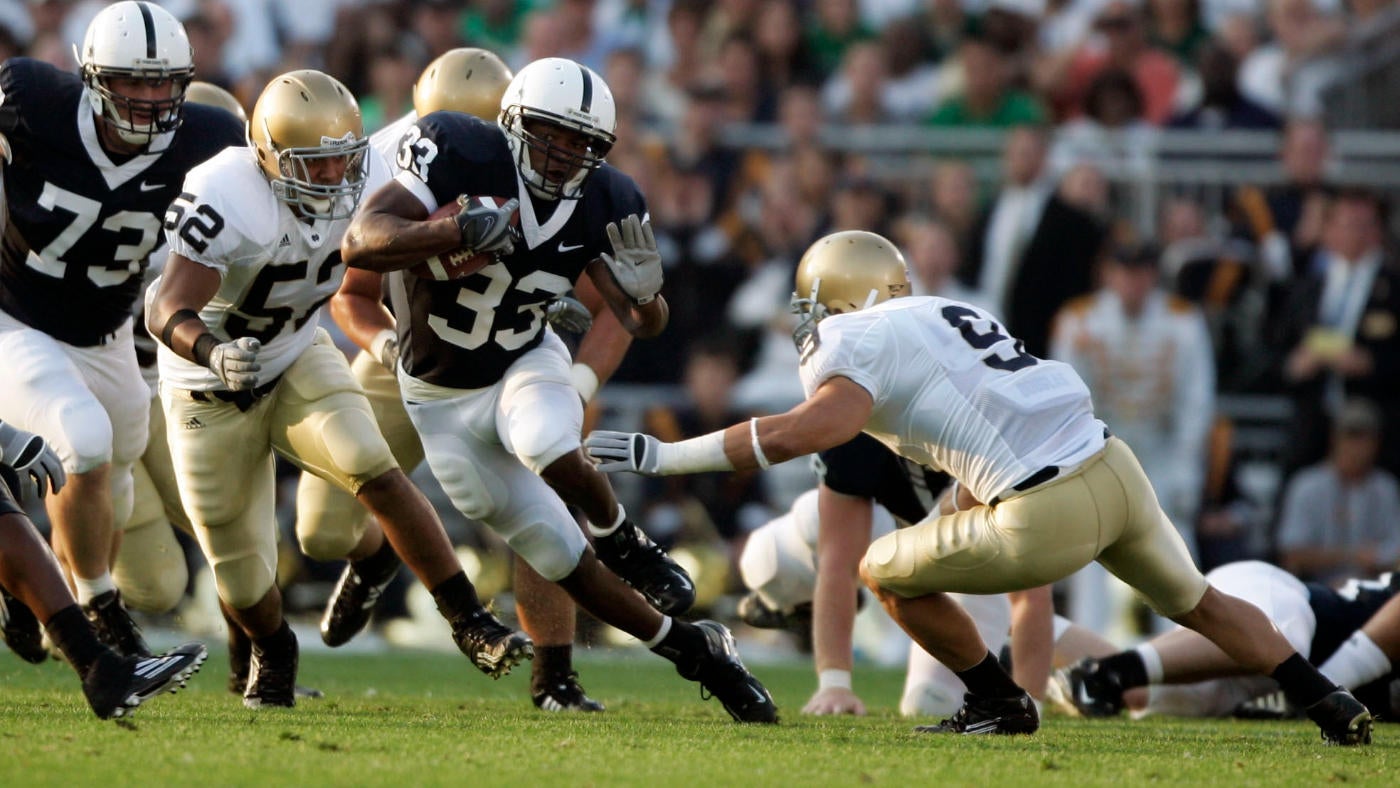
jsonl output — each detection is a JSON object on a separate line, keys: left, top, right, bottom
{"left": 409, "top": 195, "right": 520, "bottom": 280}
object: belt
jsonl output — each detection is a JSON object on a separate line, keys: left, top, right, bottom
{"left": 188, "top": 375, "right": 282, "bottom": 412}
{"left": 988, "top": 427, "right": 1112, "bottom": 506}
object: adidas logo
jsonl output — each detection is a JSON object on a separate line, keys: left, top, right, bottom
{"left": 278, "top": 234, "right": 291, "bottom": 248}
{"left": 183, "top": 416, "right": 204, "bottom": 430}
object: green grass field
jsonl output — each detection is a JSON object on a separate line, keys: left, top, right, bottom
{"left": 1, "top": 648, "right": 1395, "bottom": 786}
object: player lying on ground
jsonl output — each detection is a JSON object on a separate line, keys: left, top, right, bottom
{"left": 1062, "top": 560, "right": 1400, "bottom": 720}
{"left": 586, "top": 229, "right": 1373, "bottom": 744}
{"left": 0, "top": 420, "right": 205, "bottom": 719}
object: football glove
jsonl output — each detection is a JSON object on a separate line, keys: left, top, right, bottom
{"left": 371, "top": 329, "right": 401, "bottom": 374}
{"left": 208, "top": 337, "right": 262, "bottom": 391}
{"left": 0, "top": 421, "right": 66, "bottom": 501}
{"left": 545, "top": 295, "right": 593, "bottom": 334}
{"left": 583, "top": 430, "right": 662, "bottom": 474}
{"left": 455, "top": 196, "right": 519, "bottom": 257}
{"left": 601, "top": 214, "right": 663, "bottom": 305}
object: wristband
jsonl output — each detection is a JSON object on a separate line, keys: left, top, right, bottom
{"left": 192, "top": 333, "right": 219, "bottom": 368}
{"left": 369, "top": 328, "right": 397, "bottom": 363}
{"left": 653, "top": 430, "right": 733, "bottom": 474}
{"left": 818, "top": 669, "right": 852, "bottom": 691}
{"left": 749, "top": 417, "right": 772, "bottom": 470}
{"left": 570, "top": 362, "right": 600, "bottom": 403}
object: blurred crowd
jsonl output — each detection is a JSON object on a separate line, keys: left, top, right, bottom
{"left": 5, "top": 0, "right": 1399, "bottom": 641}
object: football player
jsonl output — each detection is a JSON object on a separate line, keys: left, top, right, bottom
{"left": 146, "top": 70, "right": 529, "bottom": 709}
{"left": 1, "top": 418, "right": 206, "bottom": 719}
{"left": 300, "top": 48, "right": 606, "bottom": 712}
{"left": 0, "top": 1, "right": 244, "bottom": 658}
{"left": 341, "top": 58, "right": 775, "bottom": 723}
{"left": 1062, "top": 561, "right": 1400, "bottom": 721}
{"left": 586, "top": 229, "right": 1373, "bottom": 745}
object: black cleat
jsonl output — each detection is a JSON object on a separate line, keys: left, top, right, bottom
{"left": 1064, "top": 657, "right": 1126, "bottom": 718}
{"left": 533, "top": 671, "right": 606, "bottom": 712}
{"left": 82, "top": 641, "right": 207, "bottom": 720}
{"left": 1, "top": 587, "right": 48, "bottom": 664}
{"left": 914, "top": 692, "right": 1040, "bottom": 735}
{"left": 593, "top": 520, "right": 696, "bottom": 616}
{"left": 244, "top": 630, "right": 299, "bottom": 709}
{"left": 678, "top": 620, "right": 778, "bottom": 723}
{"left": 84, "top": 590, "right": 151, "bottom": 658}
{"left": 451, "top": 608, "right": 534, "bottom": 679}
{"left": 320, "top": 556, "right": 401, "bottom": 647}
{"left": 1306, "top": 689, "right": 1373, "bottom": 746}
{"left": 225, "top": 613, "right": 321, "bottom": 699}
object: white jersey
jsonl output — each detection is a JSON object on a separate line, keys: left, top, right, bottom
{"left": 1050, "top": 289, "right": 1215, "bottom": 519}
{"left": 799, "top": 296, "right": 1107, "bottom": 504}
{"left": 155, "top": 145, "right": 393, "bottom": 391}
{"left": 371, "top": 111, "right": 417, "bottom": 173}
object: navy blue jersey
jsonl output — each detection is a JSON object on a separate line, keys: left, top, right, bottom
{"left": 816, "top": 432, "right": 950, "bottom": 525}
{"left": 386, "top": 111, "right": 646, "bottom": 389}
{"left": 0, "top": 58, "right": 243, "bottom": 346}
{"left": 1306, "top": 572, "right": 1399, "bottom": 664}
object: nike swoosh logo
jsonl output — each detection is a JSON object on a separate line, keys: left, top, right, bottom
{"left": 558, "top": 242, "right": 584, "bottom": 253}
{"left": 138, "top": 180, "right": 164, "bottom": 192}
{"left": 1075, "top": 682, "right": 1097, "bottom": 708}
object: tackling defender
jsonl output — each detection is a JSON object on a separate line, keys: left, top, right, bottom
{"left": 586, "top": 229, "right": 1373, "bottom": 745}
{"left": 341, "top": 57, "right": 775, "bottom": 723}
{"left": 146, "top": 70, "right": 528, "bottom": 708}
{"left": 0, "top": 1, "right": 243, "bottom": 657}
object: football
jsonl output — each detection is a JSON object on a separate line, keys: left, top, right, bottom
{"left": 407, "top": 196, "right": 518, "bottom": 281}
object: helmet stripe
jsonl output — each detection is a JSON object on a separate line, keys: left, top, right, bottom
{"left": 138, "top": 2, "right": 157, "bottom": 59}
{"left": 576, "top": 63, "right": 593, "bottom": 114}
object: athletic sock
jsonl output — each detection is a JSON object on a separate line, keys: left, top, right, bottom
{"left": 532, "top": 644, "right": 574, "bottom": 690}
{"left": 73, "top": 573, "right": 116, "bottom": 606}
{"left": 253, "top": 619, "right": 296, "bottom": 654}
{"left": 351, "top": 537, "right": 400, "bottom": 579}
{"left": 955, "top": 651, "right": 1023, "bottom": 698}
{"left": 1135, "top": 643, "right": 1165, "bottom": 685}
{"left": 648, "top": 618, "right": 706, "bottom": 668}
{"left": 430, "top": 571, "right": 484, "bottom": 621}
{"left": 1271, "top": 652, "right": 1338, "bottom": 709}
{"left": 587, "top": 506, "right": 627, "bottom": 538}
{"left": 1100, "top": 650, "right": 1150, "bottom": 690}
{"left": 45, "top": 604, "right": 105, "bottom": 676}
{"left": 1320, "top": 631, "right": 1392, "bottom": 690}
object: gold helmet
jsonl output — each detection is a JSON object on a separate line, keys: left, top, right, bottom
{"left": 413, "top": 47, "right": 513, "bottom": 120}
{"left": 791, "top": 230, "right": 911, "bottom": 349}
{"left": 249, "top": 70, "right": 368, "bottom": 221}
{"left": 185, "top": 81, "right": 247, "bottom": 123}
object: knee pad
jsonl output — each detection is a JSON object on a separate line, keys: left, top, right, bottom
{"left": 210, "top": 551, "right": 276, "bottom": 610}
{"left": 318, "top": 404, "right": 398, "bottom": 491}
{"left": 433, "top": 449, "right": 499, "bottom": 522}
{"left": 294, "top": 472, "right": 368, "bottom": 561}
{"left": 739, "top": 513, "right": 816, "bottom": 611}
{"left": 493, "top": 501, "right": 586, "bottom": 582}
{"left": 504, "top": 409, "right": 579, "bottom": 475}
{"left": 114, "top": 535, "right": 188, "bottom": 614}
{"left": 51, "top": 398, "right": 114, "bottom": 473}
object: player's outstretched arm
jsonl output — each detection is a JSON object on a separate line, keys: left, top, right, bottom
{"left": 803, "top": 485, "right": 875, "bottom": 716}
{"left": 341, "top": 180, "right": 463, "bottom": 273}
{"left": 584, "top": 377, "right": 871, "bottom": 475}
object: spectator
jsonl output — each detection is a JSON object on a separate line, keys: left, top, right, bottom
{"left": 1041, "top": 0, "right": 1182, "bottom": 125}
{"left": 878, "top": 13, "right": 943, "bottom": 120}
{"left": 959, "top": 125, "right": 1106, "bottom": 354}
{"left": 1274, "top": 189, "right": 1400, "bottom": 478}
{"left": 1238, "top": 0, "right": 1346, "bottom": 117}
{"left": 926, "top": 33, "right": 1046, "bottom": 128}
{"left": 358, "top": 46, "right": 416, "bottom": 133}
{"left": 823, "top": 41, "right": 897, "bottom": 124}
{"left": 913, "top": 0, "right": 970, "bottom": 64}
{"left": 925, "top": 159, "right": 983, "bottom": 250}
{"left": 712, "top": 33, "right": 778, "bottom": 123}
{"left": 753, "top": 0, "right": 823, "bottom": 90}
{"left": 641, "top": 0, "right": 709, "bottom": 126}
{"left": 806, "top": 0, "right": 876, "bottom": 80}
{"left": 411, "top": 0, "right": 467, "bottom": 61}
{"left": 1058, "top": 161, "right": 1114, "bottom": 223}
{"left": 668, "top": 83, "right": 743, "bottom": 221}
{"left": 1232, "top": 118, "right": 1332, "bottom": 282}
{"left": 1169, "top": 41, "right": 1281, "bottom": 130}
{"left": 1050, "top": 68, "right": 1158, "bottom": 178}
{"left": 1147, "top": 0, "right": 1212, "bottom": 64}
{"left": 460, "top": 0, "right": 528, "bottom": 55}
{"left": 1051, "top": 242, "right": 1216, "bottom": 633}
{"left": 1276, "top": 398, "right": 1400, "bottom": 586}
{"left": 897, "top": 218, "right": 991, "bottom": 307}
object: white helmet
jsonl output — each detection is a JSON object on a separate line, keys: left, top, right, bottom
{"left": 77, "top": 1, "right": 194, "bottom": 147}
{"left": 499, "top": 57, "right": 616, "bottom": 201}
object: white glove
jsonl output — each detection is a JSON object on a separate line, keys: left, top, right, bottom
{"left": 601, "top": 214, "right": 663, "bottom": 305}
{"left": 545, "top": 295, "right": 593, "bottom": 334}
{"left": 583, "top": 430, "right": 663, "bottom": 474}
{"left": 208, "top": 337, "right": 262, "bottom": 391}
{"left": 370, "top": 328, "right": 400, "bottom": 374}
{"left": 0, "top": 421, "right": 67, "bottom": 501}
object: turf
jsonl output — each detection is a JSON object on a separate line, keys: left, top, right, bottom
{"left": 0, "top": 648, "right": 1394, "bottom": 787}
